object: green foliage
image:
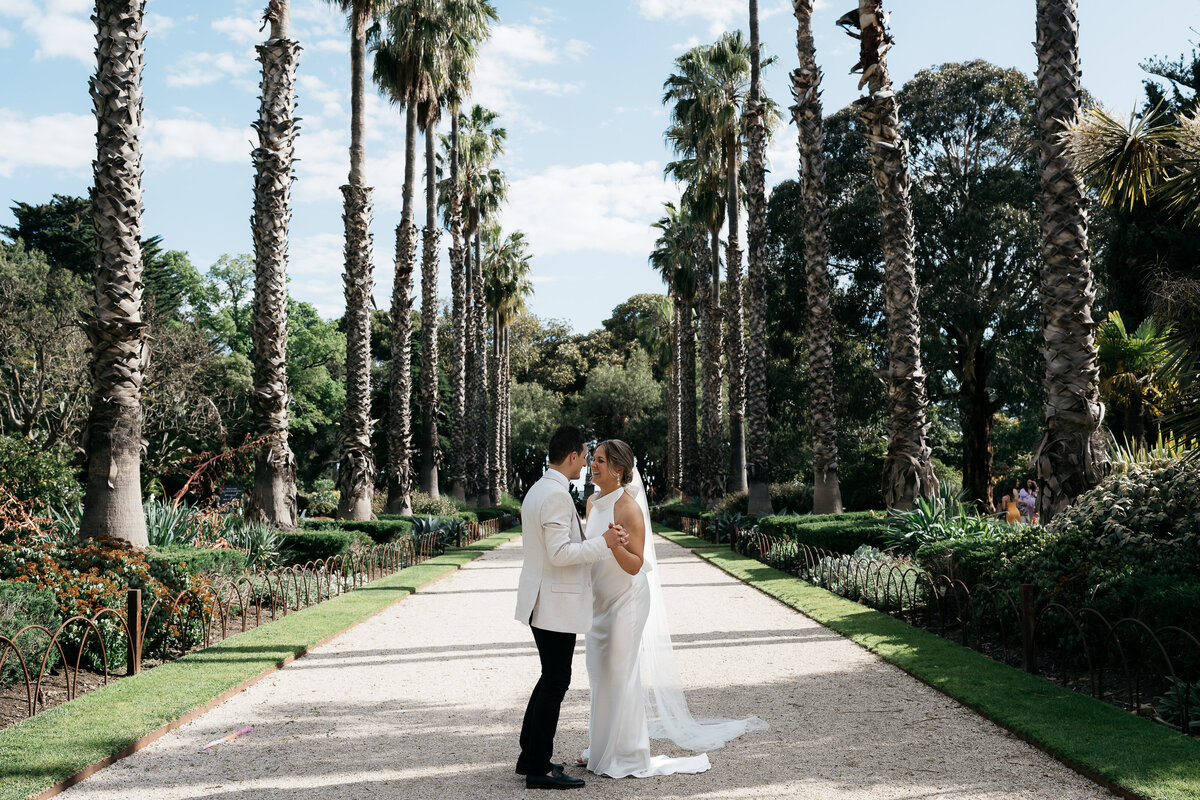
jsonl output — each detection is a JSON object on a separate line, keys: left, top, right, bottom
{"left": 143, "top": 498, "right": 197, "bottom": 548}
{"left": 710, "top": 483, "right": 815, "bottom": 517}
{"left": 0, "top": 436, "right": 80, "bottom": 514}
{"left": 411, "top": 490, "right": 464, "bottom": 517}
{"left": 302, "top": 518, "right": 415, "bottom": 544}
{"left": 914, "top": 524, "right": 1047, "bottom": 587}
{"left": 148, "top": 546, "right": 249, "bottom": 577}
{"left": 756, "top": 512, "right": 890, "bottom": 554}
{"left": 884, "top": 486, "right": 1008, "bottom": 555}
{"left": 279, "top": 530, "right": 373, "bottom": 565}
{"left": 1155, "top": 680, "right": 1200, "bottom": 733}
{"left": 0, "top": 580, "right": 60, "bottom": 687}
{"left": 411, "top": 516, "right": 462, "bottom": 550}
{"left": 220, "top": 520, "right": 282, "bottom": 569}
{"left": 302, "top": 478, "right": 339, "bottom": 518}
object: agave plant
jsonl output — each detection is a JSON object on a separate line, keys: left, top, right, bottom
{"left": 222, "top": 519, "right": 282, "bottom": 569}
{"left": 884, "top": 485, "right": 1001, "bottom": 555}
{"left": 143, "top": 498, "right": 198, "bottom": 548}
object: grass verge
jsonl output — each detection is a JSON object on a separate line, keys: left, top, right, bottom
{"left": 0, "top": 529, "right": 522, "bottom": 800}
{"left": 688, "top": 545, "right": 1200, "bottom": 800}
{"left": 652, "top": 525, "right": 722, "bottom": 549}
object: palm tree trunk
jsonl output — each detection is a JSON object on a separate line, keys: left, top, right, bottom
{"left": 700, "top": 231, "right": 726, "bottom": 508}
{"left": 744, "top": 0, "right": 772, "bottom": 516}
{"left": 337, "top": 6, "right": 375, "bottom": 520}
{"left": 448, "top": 112, "right": 468, "bottom": 502}
{"left": 667, "top": 300, "right": 682, "bottom": 497}
{"left": 385, "top": 102, "right": 418, "bottom": 516}
{"left": 247, "top": 0, "right": 299, "bottom": 529}
{"left": 794, "top": 0, "right": 842, "bottom": 514}
{"left": 81, "top": 0, "right": 149, "bottom": 547}
{"left": 488, "top": 309, "right": 502, "bottom": 505}
{"left": 419, "top": 124, "right": 441, "bottom": 498}
{"left": 503, "top": 327, "right": 513, "bottom": 494}
{"left": 472, "top": 231, "right": 490, "bottom": 506}
{"left": 1033, "top": 0, "right": 1108, "bottom": 522}
{"left": 725, "top": 137, "right": 748, "bottom": 495}
{"left": 679, "top": 296, "right": 699, "bottom": 499}
{"left": 843, "top": 0, "right": 936, "bottom": 510}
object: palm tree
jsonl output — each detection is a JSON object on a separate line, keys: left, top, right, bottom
{"left": 1031, "top": 0, "right": 1107, "bottom": 521}
{"left": 483, "top": 227, "right": 533, "bottom": 504}
{"left": 440, "top": 0, "right": 497, "bottom": 502}
{"left": 81, "top": 0, "right": 150, "bottom": 547}
{"left": 838, "top": 1, "right": 937, "bottom": 510}
{"left": 744, "top": 0, "right": 773, "bottom": 516}
{"left": 650, "top": 201, "right": 701, "bottom": 499}
{"left": 372, "top": 3, "right": 440, "bottom": 514}
{"left": 246, "top": 0, "right": 300, "bottom": 528}
{"left": 1096, "top": 311, "right": 1174, "bottom": 448}
{"left": 791, "top": 0, "right": 843, "bottom": 514}
{"left": 325, "top": 0, "right": 387, "bottom": 520}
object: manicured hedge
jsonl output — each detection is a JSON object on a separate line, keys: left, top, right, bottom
{"left": 303, "top": 518, "right": 415, "bottom": 543}
{"left": 279, "top": 530, "right": 373, "bottom": 565}
{"left": 756, "top": 511, "right": 890, "bottom": 554}
{"left": 148, "top": 545, "right": 249, "bottom": 576}
{"left": 474, "top": 507, "right": 512, "bottom": 522}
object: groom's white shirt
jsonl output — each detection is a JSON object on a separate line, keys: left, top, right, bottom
{"left": 515, "top": 468, "right": 610, "bottom": 633}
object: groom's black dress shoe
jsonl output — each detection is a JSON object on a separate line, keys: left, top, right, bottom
{"left": 515, "top": 762, "right": 563, "bottom": 776}
{"left": 525, "top": 766, "right": 585, "bottom": 790}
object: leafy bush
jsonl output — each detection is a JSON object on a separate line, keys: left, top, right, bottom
{"left": 914, "top": 524, "right": 1047, "bottom": 587}
{"left": 713, "top": 511, "right": 749, "bottom": 544}
{"left": 148, "top": 545, "right": 249, "bottom": 577}
{"left": 884, "top": 486, "right": 1006, "bottom": 555}
{"left": 411, "top": 516, "right": 462, "bottom": 550}
{"left": 220, "top": 519, "right": 282, "bottom": 569}
{"left": 708, "top": 483, "right": 815, "bottom": 518}
{"left": 303, "top": 518, "right": 415, "bottom": 543}
{"left": 756, "top": 512, "right": 890, "bottom": 554}
{"left": 1155, "top": 679, "right": 1200, "bottom": 733}
{"left": 0, "top": 580, "right": 60, "bottom": 687}
{"left": 279, "top": 529, "right": 373, "bottom": 565}
{"left": 0, "top": 436, "right": 81, "bottom": 514}
{"left": 410, "top": 491, "right": 470, "bottom": 516}
{"left": 473, "top": 506, "right": 512, "bottom": 522}
{"left": 301, "top": 478, "right": 339, "bottom": 517}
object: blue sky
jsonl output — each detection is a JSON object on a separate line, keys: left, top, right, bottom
{"left": 0, "top": 0, "right": 1193, "bottom": 332}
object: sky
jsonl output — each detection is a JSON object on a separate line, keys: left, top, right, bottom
{"left": 0, "top": 0, "right": 1194, "bottom": 333}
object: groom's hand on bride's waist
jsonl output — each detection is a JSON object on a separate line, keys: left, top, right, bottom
{"left": 602, "top": 525, "right": 628, "bottom": 549}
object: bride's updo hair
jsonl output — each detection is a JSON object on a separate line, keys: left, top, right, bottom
{"left": 597, "top": 439, "right": 636, "bottom": 487}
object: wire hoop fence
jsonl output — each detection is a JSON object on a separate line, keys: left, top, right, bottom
{"left": 676, "top": 516, "right": 1200, "bottom": 737}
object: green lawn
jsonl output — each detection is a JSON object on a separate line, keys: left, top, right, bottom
{"left": 0, "top": 529, "right": 522, "bottom": 800}
{"left": 680, "top": 540, "right": 1200, "bottom": 800}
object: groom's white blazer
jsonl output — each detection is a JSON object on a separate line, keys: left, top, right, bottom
{"left": 515, "top": 468, "right": 610, "bottom": 634}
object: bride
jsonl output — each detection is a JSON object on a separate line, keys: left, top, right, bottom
{"left": 580, "top": 439, "right": 766, "bottom": 779}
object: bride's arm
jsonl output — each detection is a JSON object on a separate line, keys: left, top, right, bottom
{"left": 609, "top": 496, "right": 645, "bottom": 576}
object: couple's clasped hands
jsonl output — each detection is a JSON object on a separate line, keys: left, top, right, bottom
{"left": 601, "top": 522, "right": 629, "bottom": 549}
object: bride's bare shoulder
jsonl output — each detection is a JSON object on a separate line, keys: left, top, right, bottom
{"left": 613, "top": 492, "right": 642, "bottom": 525}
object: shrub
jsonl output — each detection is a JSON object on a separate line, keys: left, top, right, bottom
{"left": 914, "top": 524, "right": 1047, "bottom": 587}
{"left": 474, "top": 507, "right": 512, "bottom": 522}
{"left": 303, "top": 518, "right": 415, "bottom": 543}
{"left": 148, "top": 545, "right": 249, "bottom": 577}
{"left": 884, "top": 487, "right": 1006, "bottom": 555}
{"left": 279, "top": 529, "right": 373, "bottom": 565}
{"left": 411, "top": 491, "right": 469, "bottom": 516}
{"left": 0, "top": 436, "right": 81, "bottom": 514}
{"left": 219, "top": 519, "right": 282, "bottom": 569}
{"left": 705, "top": 483, "right": 815, "bottom": 518}
{"left": 756, "top": 512, "right": 890, "bottom": 554}
{"left": 301, "top": 478, "right": 339, "bottom": 518}
{"left": 143, "top": 498, "right": 197, "bottom": 547}
{"left": 0, "top": 580, "right": 60, "bottom": 687}
{"left": 411, "top": 516, "right": 462, "bottom": 550}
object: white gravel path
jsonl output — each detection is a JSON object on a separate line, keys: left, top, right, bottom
{"left": 57, "top": 536, "right": 1115, "bottom": 799}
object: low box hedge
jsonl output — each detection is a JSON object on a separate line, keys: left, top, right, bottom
{"left": 756, "top": 511, "right": 889, "bottom": 554}
{"left": 147, "top": 545, "right": 249, "bottom": 576}
{"left": 302, "top": 518, "right": 415, "bottom": 543}
{"left": 279, "top": 530, "right": 373, "bottom": 565}
{"left": 474, "top": 507, "right": 511, "bottom": 522}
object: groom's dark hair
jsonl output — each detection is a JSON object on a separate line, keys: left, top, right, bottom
{"left": 548, "top": 425, "right": 587, "bottom": 465}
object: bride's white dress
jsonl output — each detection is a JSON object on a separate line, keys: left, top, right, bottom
{"left": 582, "top": 486, "right": 710, "bottom": 778}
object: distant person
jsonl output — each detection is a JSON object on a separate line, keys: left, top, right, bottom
{"left": 1019, "top": 480, "right": 1038, "bottom": 523}
{"left": 1003, "top": 481, "right": 1021, "bottom": 524}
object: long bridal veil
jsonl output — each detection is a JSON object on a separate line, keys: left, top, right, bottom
{"left": 627, "top": 469, "right": 768, "bottom": 751}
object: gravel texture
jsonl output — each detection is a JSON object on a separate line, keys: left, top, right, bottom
{"left": 58, "top": 536, "right": 1115, "bottom": 799}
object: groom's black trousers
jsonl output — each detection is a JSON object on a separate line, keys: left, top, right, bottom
{"left": 517, "top": 625, "right": 576, "bottom": 775}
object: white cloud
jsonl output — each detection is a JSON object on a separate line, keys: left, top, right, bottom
{"left": 0, "top": 110, "right": 92, "bottom": 177}
{"left": 470, "top": 24, "right": 588, "bottom": 118}
{"left": 212, "top": 15, "right": 262, "bottom": 46}
{"left": 166, "top": 51, "right": 252, "bottom": 88}
{"left": 0, "top": 0, "right": 93, "bottom": 64}
{"left": 0, "top": 25, "right": 14, "bottom": 47}
{"left": 144, "top": 12, "right": 176, "bottom": 35}
{"left": 313, "top": 38, "right": 347, "bottom": 54}
{"left": 487, "top": 24, "right": 559, "bottom": 64}
{"left": 501, "top": 161, "right": 675, "bottom": 258}
{"left": 289, "top": 232, "right": 347, "bottom": 318}
{"left": 298, "top": 74, "right": 345, "bottom": 121}
{"left": 144, "top": 117, "right": 254, "bottom": 165}
{"left": 639, "top": 0, "right": 793, "bottom": 36}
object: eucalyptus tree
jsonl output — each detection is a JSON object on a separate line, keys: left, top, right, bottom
{"left": 372, "top": 1, "right": 441, "bottom": 514}
{"left": 650, "top": 201, "right": 701, "bottom": 499}
{"left": 1032, "top": 0, "right": 1107, "bottom": 521}
{"left": 81, "top": 0, "right": 150, "bottom": 546}
{"left": 483, "top": 227, "right": 533, "bottom": 504}
{"left": 789, "top": 0, "right": 842, "bottom": 513}
{"left": 441, "top": 0, "right": 497, "bottom": 502}
{"left": 838, "top": 1, "right": 937, "bottom": 509}
{"left": 324, "top": 0, "right": 389, "bottom": 520}
{"left": 744, "top": 0, "right": 773, "bottom": 515}
{"left": 246, "top": 0, "right": 300, "bottom": 528}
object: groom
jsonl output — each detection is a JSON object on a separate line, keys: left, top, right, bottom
{"left": 515, "top": 425, "right": 626, "bottom": 790}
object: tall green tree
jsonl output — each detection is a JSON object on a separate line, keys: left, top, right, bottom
{"left": 1032, "top": 0, "right": 1107, "bottom": 521}
{"left": 324, "top": 0, "right": 387, "bottom": 520}
{"left": 838, "top": 0, "right": 937, "bottom": 509}
{"left": 790, "top": 0, "right": 842, "bottom": 513}
{"left": 246, "top": 0, "right": 300, "bottom": 528}
{"left": 81, "top": 0, "right": 150, "bottom": 547}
